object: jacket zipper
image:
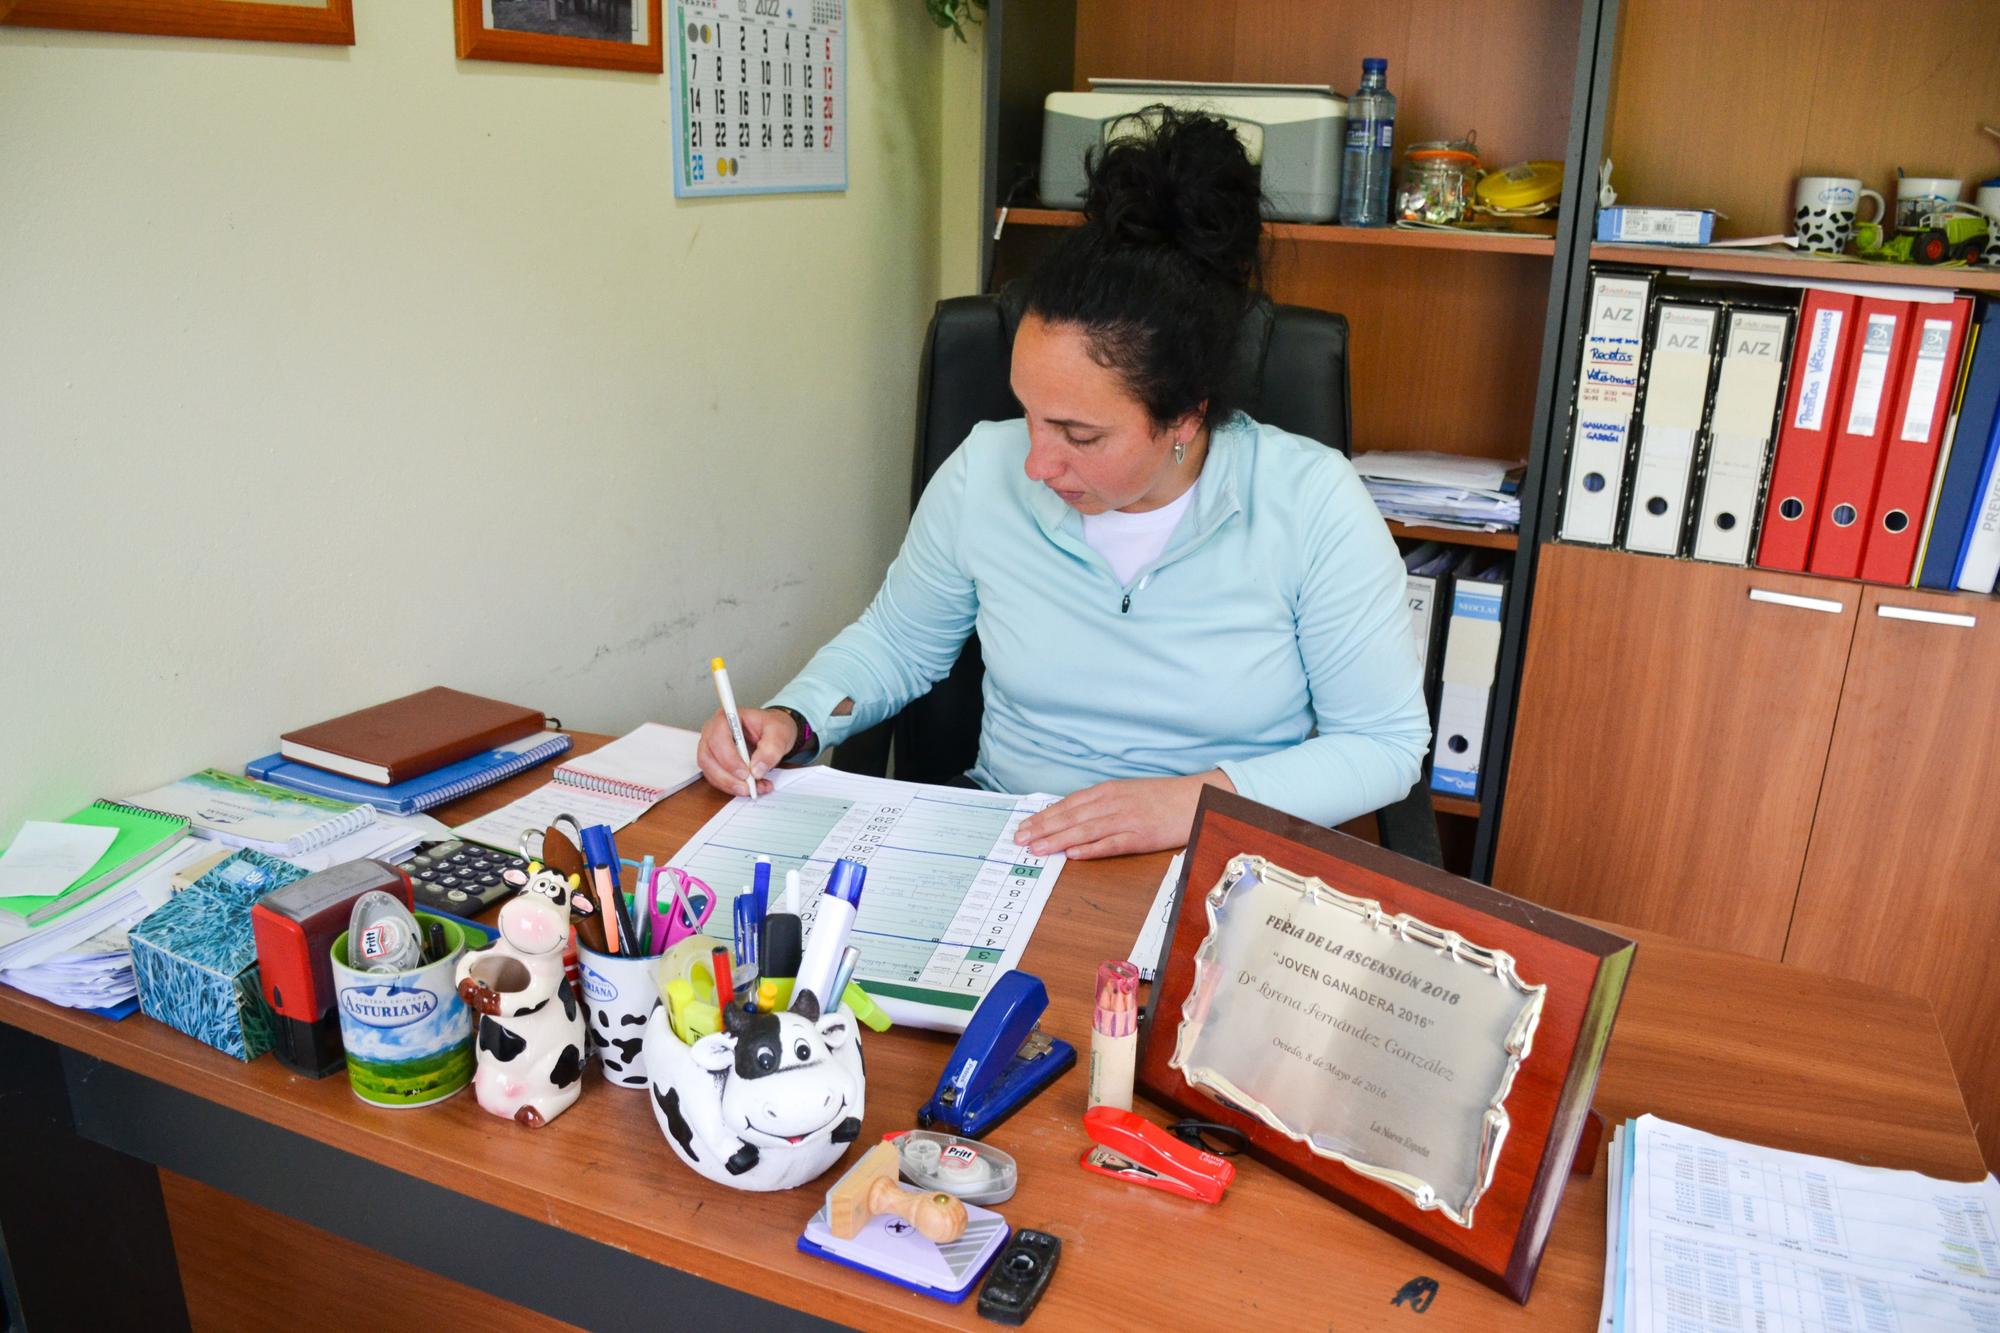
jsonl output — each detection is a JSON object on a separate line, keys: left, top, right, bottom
{"left": 1117, "top": 506, "right": 1238, "bottom": 613}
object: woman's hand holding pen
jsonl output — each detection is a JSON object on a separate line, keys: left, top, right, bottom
{"left": 1014, "top": 770, "right": 1236, "bottom": 861}
{"left": 696, "top": 707, "right": 795, "bottom": 799}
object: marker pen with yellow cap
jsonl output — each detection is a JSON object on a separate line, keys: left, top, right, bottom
{"left": 709, "top": 655, "right": 758, "bottom": 802}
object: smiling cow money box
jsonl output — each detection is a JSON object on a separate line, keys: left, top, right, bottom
{"left": 645, "top": 988, "right": 865, "bottom": 1191}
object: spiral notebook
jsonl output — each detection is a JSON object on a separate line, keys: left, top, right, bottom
{"left": 125, "top": 769, "right": 375, "bottom": 857}
{"left": 0, "top": 801, "right": 190, "bottom": 925}
{"left": 454, "top": 723, "right": 701, "bottom": 849}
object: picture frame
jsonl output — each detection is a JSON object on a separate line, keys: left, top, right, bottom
{"left": 453, "top": 0, "right": 663, "bottom": 74}
{"left": 1137, "top": 788, "right": 1635, "bottom": 1304}
{"left": 1, "top": 0, "right": 354, "bottom": 44}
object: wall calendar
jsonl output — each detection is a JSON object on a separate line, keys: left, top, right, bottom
{"left": 670, "top": 0, "right": 846, "bottom": 197}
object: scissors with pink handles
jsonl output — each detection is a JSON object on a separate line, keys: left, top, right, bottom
{"left": 645, "top": 865, "right": 714, "bottom": 953}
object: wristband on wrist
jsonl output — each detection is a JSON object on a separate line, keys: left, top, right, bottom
{"left": 771, "top": 706, "right": 817, "bottom": 764}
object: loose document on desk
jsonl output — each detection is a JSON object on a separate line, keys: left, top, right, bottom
{"left": 1602, "top": 1113, "right": 2000, "bottom": 1332}
{"left": 667, "top": 768, "right": 1064, "bottom": 1032}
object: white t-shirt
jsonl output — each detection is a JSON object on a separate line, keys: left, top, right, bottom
{"left": 1081, "top": 480, "right": 1197, "bottom": 585}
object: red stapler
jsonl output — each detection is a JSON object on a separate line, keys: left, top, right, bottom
{"left": 1079, "top": 1106, "right": 1234, "bottom": 1204}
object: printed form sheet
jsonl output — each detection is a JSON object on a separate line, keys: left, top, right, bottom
{"left": 1607, "top": 1114, "right": 2000, "bottom": 1332}
{"left": 667, "top": 768, "right": 1064, "bottom": 1031}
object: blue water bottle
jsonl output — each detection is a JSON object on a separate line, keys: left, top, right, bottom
{"left": 1338, "top": 57, "right": 1397, "bottom": 227}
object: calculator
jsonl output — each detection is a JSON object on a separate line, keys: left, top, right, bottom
{"left": 396, "top": 840, "right": 528, "bottom": 917}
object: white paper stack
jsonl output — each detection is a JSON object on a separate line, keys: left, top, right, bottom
{"left": 0, "top": 835, "right": 208, "bottom": 1010}
{"left": 1601, "top": 1114, "right": 2000, "bottom": 1332}
{"left": 1353, "top": 451, "right": 1523, "bottom": 531}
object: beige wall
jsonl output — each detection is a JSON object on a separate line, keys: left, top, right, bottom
{"left": 0, "top": 1, "right": 972, "bottom": 829}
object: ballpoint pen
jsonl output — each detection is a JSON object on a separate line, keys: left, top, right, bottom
{"left": 710, "top": 656, "right": 758, "bottom": 802}
{"left": 635, "top": 855, "right": 656, "bottom": 956}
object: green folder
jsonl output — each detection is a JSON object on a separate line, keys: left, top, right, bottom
{"left": 0, "top": 800, "right": 189, "bottom": 926}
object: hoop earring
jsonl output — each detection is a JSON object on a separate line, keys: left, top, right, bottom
{"left": 1172, "top": 439, "right": 1187, "bottom": 464}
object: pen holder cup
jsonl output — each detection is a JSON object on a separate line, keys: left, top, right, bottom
{"left": 577, "top": 944, "right": 663, "bottom": 1088}
{"left": 330, "top": 915, "right": 474, "bottom": 1109}
{"left": 642, "top": 992, "right": 866, "bottom": 1192}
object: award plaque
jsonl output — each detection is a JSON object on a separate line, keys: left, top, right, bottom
{"left": 1138, "top": 790, "right": 1634, "bottom": 1303}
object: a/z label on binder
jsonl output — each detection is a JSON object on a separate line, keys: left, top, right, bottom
{"left": 671, "top": 0, "right": 846, "bottom": 198}
{"left": 1560, "top": 273, "right": 1654, "bottom": 545}
{"left": 1623, "top": 302, "right": 1721, "bottom": 556}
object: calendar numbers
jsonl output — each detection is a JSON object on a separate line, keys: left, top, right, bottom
{"left": 674, "top": 0, "right": 844, "bottom": 196}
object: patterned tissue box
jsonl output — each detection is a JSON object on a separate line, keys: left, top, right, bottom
{"left": 131, "top": 849, "right": 307, "bottom": 1061}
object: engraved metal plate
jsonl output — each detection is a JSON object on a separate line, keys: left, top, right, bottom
{"left": 1169, "top": 854, "right": 1545, "bottom": 1228}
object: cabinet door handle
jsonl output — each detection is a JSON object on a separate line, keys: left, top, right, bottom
{"left": 1748, "top": 588, "right": 1845, "bottom": 614}
{"left": 1877, "top": 604, "right": 1977, "bottom": 628}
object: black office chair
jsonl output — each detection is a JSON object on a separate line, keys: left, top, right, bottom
{"left": 831, "top": 287, "right": 1443, "bottom": 867}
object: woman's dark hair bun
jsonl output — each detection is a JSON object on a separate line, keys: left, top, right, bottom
{"left": 1022, "top": 106, "right": 1266, "bottom": 433}
{"left": 1085, "top": 106, "right": 1264, "bottom": 288}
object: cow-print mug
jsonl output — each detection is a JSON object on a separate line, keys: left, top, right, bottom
{"left": 1794, "top": 176, "right": 1886, "bottom": 254}
{"left": 578, "top": 944, "right": 662, "bottom": 1088}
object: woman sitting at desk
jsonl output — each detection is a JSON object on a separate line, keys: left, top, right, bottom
{"left": 697, "top": 109, "right": 1428, "bottom": 860}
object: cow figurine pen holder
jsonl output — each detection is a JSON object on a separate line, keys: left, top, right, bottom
{"left": 644, "top": 987, "right": 864, "bottom": 1191}
{"left": 454, "top": 865, "right": 588, "bottom": 1128}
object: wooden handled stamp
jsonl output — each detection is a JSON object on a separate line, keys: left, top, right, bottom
{"left": 826, "top": 1143, "right": 967, "bottom": 1243}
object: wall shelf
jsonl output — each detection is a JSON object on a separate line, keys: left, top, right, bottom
{"left": 1589, "top": 244, "right": 2000, "bottom": 295}
{"left": 1434, "top": 794, "right": 1481, "bottom": 819}
{"left": 1002, "top": 208, "right": 1558, "bottom": 257}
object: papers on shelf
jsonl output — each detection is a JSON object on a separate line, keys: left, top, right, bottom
{"left": 1354, "top": 451, "right": 1523, "bottom": 532}
{"left": 1127, "top": 851, "right": 1183, "bottom": 981}
{"left": 1353, "top": 451, "right": 1520, "bottom": 491}
{"left": 666, "top": 766, "right": 1064, "bottom": 1032}
{"left": 1601, "top": 1114, "right": 2000, "bottom": 1332}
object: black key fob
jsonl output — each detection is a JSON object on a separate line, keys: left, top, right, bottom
{"left": 976, "top": 1228, "right": 1059, "bottom": 1325}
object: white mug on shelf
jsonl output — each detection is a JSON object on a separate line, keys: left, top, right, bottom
{"left": 1793, "top": 176, "right": 1884, "bottom": 253}
{"left": 1977, "top": 183, "right": 2000, "bottom": 266}
{"left": 1894, "top": 176, "right": 1964, "bottom": 231}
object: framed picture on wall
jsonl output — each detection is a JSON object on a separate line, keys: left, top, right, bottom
{"left": 454, "top": 0, "right": 663, "bottom": 74}
{"left": 1, "top": 0, "right": 354, "bottom": 44}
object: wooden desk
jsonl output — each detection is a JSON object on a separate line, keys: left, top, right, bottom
{"left": 0, "top": 739, "right": 1985, "bottom": 1331}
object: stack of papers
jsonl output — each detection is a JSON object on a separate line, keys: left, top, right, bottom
{"left": 1353, "top": 450, "right": 1523, "bottom": 532}
{"left": 1602, "top": 1114, "right": 2000, "bottom": 1331}
{"left": 0, "top": 810, "right": 438, "bottom": 1015}
{"left": 0, "top": 835, "right": 211, "bottom": 1012}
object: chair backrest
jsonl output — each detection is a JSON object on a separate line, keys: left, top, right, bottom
{"left": 889, "top": 290, "right": 1352, "bottom": 785}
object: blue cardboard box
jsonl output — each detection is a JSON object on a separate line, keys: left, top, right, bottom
{"left": 131, "top": 849, "right": 306, "bottom": 1060}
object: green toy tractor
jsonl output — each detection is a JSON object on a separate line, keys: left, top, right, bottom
{"left": 1856, "top": 203, "right": 1995, "bottom": 265}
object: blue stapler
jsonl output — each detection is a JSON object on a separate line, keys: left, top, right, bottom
{"left": 918, "top": 970, "right": 1076, "bottom": 1139}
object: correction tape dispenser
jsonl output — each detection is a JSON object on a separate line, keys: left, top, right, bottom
{"left": 891, "top": 1130, "right": 1019, "bottom": 1205}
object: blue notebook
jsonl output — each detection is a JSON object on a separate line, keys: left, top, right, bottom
{"left": 245, "top": 731, "right": 571, "bottom": 815}
{"left": 1918, "top": 301, "right": 2000, "bottom": 589}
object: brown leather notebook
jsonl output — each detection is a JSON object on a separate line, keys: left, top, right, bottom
{"left": 279, "top": 687, "right": 545, "bottom": 785}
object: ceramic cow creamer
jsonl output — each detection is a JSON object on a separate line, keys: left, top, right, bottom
{"left": 454, "top": 865, "right": 588, "bottom": 1128}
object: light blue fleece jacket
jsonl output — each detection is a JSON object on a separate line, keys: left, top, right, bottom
{"left": 768, "top": 415, "right": 1431, "bottom": 828}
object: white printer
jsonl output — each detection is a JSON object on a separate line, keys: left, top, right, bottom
{"left": 1040, "top": 79, "right": 1348, "bottom": 223}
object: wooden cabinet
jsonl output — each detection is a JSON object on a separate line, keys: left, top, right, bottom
{"left": 1493, "top": 543, "right": 1857, "bottom": 959}
{"left": 1785, "top": 587, "right": 2000, "bottom": 1167}
{"left": 1498, "top": 548, "right": 2000, "bottom": 1164}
